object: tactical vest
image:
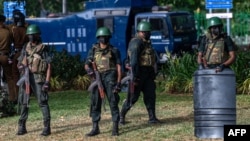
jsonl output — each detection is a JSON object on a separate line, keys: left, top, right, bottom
{"left": 128, "top": 38, "right": 156, "bottom": 67}
{"left": 22, "top": 43, "right": 48, "bottom": 74}
{"left": 93, "top": 44, "right": 116, "bottom": 73}
{"left": 204, "top": 37, "right": 229, "bottom": 65}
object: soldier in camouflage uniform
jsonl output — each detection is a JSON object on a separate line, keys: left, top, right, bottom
{"left": 84, "top": 27, "right": 122, "bottom": 136}
{"left": 16, "top": 24, "right": 52, "bottom": 136}
{"left": 197, "top": 17, "right": 236, "bottom": 71}
{"left": 119, "top": 21, "right": 160, "bottom": 125}
{"left": 0, "top": 84, "right": 16, "bottom": 117}
{"left": 7, "top": 11, "right": 29, "bottom": 104}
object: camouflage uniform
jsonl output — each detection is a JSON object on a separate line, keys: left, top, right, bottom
{"left": 16, "top": 24, "right": 52, "bottom": 136}
{"left": 199, "top": 33, "right": 235, "bottom": 68}
{"left": 120, "top": 21, "right": 160, "bottom": 125}
{"left": 0, "top": 86, "right": 16, "bottom": 117}
{"left": 85, "top": 27, "right": 122, "bottom": 136}
{"left": 120, "top": 21, "right": 160, "bottom": 124}
{"left": 198, "top": 17, "right": 236, "bottom": 70}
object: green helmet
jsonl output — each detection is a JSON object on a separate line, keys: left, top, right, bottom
{"left": 137, "top": 21, "right": 151, "bottom": 31}
{"left": 26, "top": 24, "right": 41, "bottom": 35}
{"left": 96, "top": 27, "right": 111, "bottom": 37}
{"left": 207, "top": 17, "right": 223, "bottom": 29}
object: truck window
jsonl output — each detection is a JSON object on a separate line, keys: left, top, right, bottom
{"left": 136, "top": 18, "right": 168, "bottom": 37}
{"left": 96, "top": 17, "right": 114, "bottom": 33}
{"left": 149, "top": 18, "right": 168, "bottom": 37}
{"left": 170, "top": 15, "right": 196, "bottom": 34}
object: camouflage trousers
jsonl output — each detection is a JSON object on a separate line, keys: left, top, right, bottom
{"left": 0, "top": 89, "right": 16, "bottom": 118}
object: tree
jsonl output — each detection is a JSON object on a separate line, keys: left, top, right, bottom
{"left": 0, "top": 0, "right": 85, "bottom": 17}
{"left": 25, "top": 0, "right": 84, "bottom": 17}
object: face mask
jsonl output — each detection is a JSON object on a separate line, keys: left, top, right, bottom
{"left": 99, "top": 36, "right": 110, "bottom": 44}
{"left": 28, "top": 34, "right": 40, "bottom": 43}
{"left": 210, "top": 26, "right": 220, "bottom": 36}
{"left": 144, "top": 32, "right": 151, "bottom": 40}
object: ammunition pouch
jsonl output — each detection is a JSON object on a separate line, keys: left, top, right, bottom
{"left": 28, "top": 53, "right": 48, "bottom": 73}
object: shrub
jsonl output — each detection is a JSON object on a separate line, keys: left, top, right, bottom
{"left": 72, "top": 75, "right": 91, "bottom": 90}
{"left": 160, "top": 50, "right": 250, "bottom": 94}
{"left": 51, "top": 49, "right": 85, "bottom": 81}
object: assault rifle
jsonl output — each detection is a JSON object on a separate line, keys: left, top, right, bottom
{"left": 16, "top": 66, "right": 30, "bottom": 107}
{"left": 87, "top": 61, "right": 106, "bottom": 111}
{"left": 121, "top": 66, "right": 134, "bottom": 107}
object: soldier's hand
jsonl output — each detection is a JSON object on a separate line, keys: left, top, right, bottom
{"left": 113, "top": 82, "right": 121, "bottom": 94}
{"left": 42, "top": 81, "right": 50, "bottom": 92}
{"left": 215, "top": 64, "right": 225, "bottom": 73}
{"left": 17, "top": 63, "right": 25, "bottom": 73}
{"left": 86, "top": 68, "right": 94, "bottom": 76}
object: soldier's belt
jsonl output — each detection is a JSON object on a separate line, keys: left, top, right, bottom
{"left": 98, "top": 69, "right": 116, "bottom": 74}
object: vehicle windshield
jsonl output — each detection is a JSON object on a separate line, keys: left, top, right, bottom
{"left": 170, "top": 15, "right": 196, "bottom": 35}
{"left": 136, "top": 17, "right": 169, "bottom": 37}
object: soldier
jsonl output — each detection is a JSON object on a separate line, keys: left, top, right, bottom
{"left": 119, "top": 21, "right": 160, "bottom": 125}
{"left": 8, "top": 11, "right": 29, "bottom": 104}
{"left": 84, "top": 27, "right": 122, "bottom": 136}
{"left": 16, "top": 24, "right": 52, "bottom": 136}
{"left": 197, "top": 16, "right": 236, "bottom": 71}
{"left": 0, "top": 15, "right": 17, "bottom": 105}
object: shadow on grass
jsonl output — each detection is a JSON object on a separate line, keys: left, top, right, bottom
{"left": 119, "top": 111, "right": 193, "bottom": 134}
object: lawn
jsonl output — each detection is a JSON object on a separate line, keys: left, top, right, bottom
{"left": 0, "top": 90, "right": 249, "bottom": 141}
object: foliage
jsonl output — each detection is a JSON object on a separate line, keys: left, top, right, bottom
{"left": 49, "top": 76, "right": 66, "bottom": 91}
{"left": 238, "top": 78, "right": 250, "bottom": 95}
{"left": 51, "top": 49, "right": 85, "bottom": 81}
{"left": 50, "top": 48, "right": 86, "bottom": 89}
{"left": 231, "top": 51, "right": 250, "bottom": 94}
{"left": 72, "top": 74, "right": 91, "bottom": 90}
{"left": 161, "top": 52, "right": 197, "bottom": 94}
{"left": 27, "top": 0, "right": 84, "bottom": 17}
{"left": 161, "top": 50, "right": 250, "bottom": 94}
{"left": 0, "top": 0, "right": 85, "bottom": 17}
{"left": 157, "top": 0, "right": 202, "bottom": 12}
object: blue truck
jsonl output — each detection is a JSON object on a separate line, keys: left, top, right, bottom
{"left": 5, "top": 0, "right": 197, "bottom": 65}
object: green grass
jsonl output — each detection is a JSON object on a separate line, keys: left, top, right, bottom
{"left": 0, "top": 90, "right": 250, "bottom": 141}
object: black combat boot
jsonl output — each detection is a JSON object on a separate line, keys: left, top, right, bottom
{"left": 112, "top": 121, "right": 119, "bottom": 136}
{"left": 148, "top": 109, "right": 160, "bottom": 124}
{"left": 16, "top": 120, "right": 27, "bottom": 135}
{"left": 41, "top": 120, "right": 51, "bottom": 136}
{"left": 119, "top": 106, "right": 128, "bottom": 125}
{"left": 85, "top": 122, "right": 100, "bottom": 137}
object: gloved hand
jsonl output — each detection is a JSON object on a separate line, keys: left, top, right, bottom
{"left": 113, "top": 82, "right": 121, "bottom": 94}
{"left": 17, "top": 63, "right": 25, "bottom": 73}
{"left": 42, "top": 81, "right": 50, "bottom": 92}
{"left": 215, "top": 64, "right": 225, "bottom": 72}
{"left": 198, "top": 63, "right": 204, "bottom": 70}
{"left": 86, "top": 68, "right": 94, "bottom": 76}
